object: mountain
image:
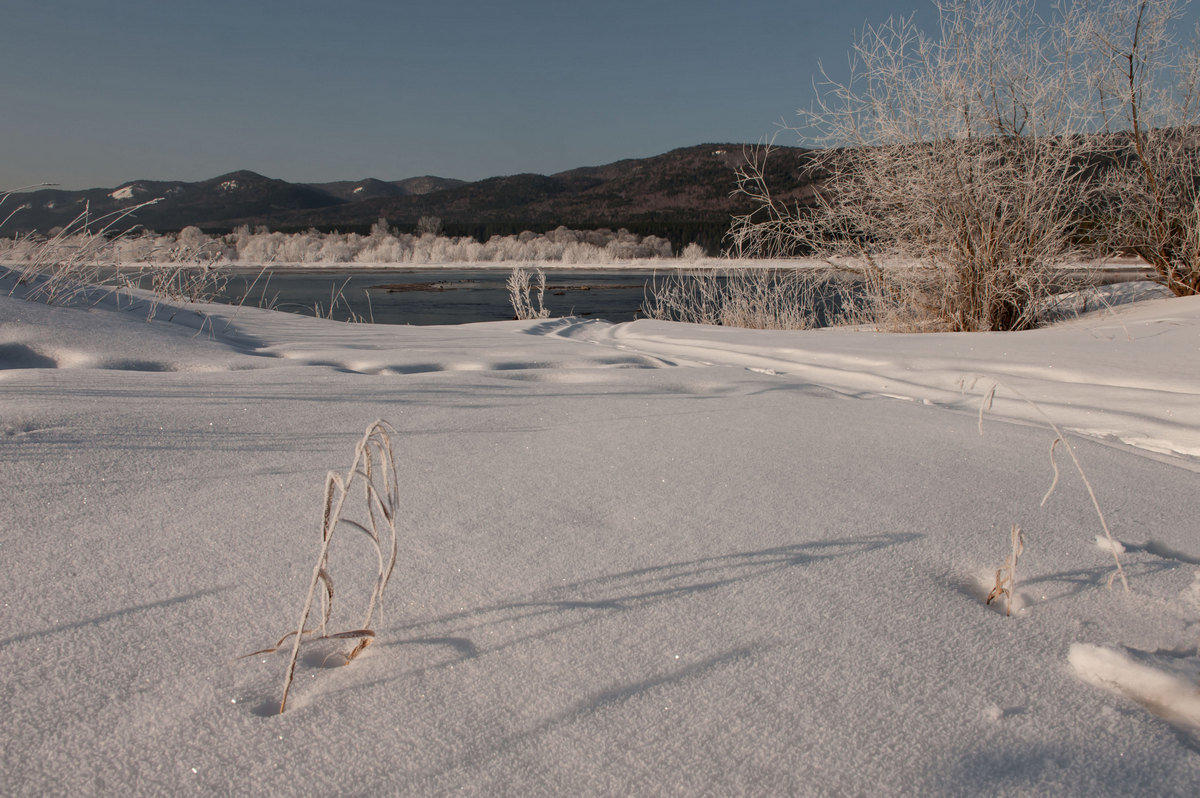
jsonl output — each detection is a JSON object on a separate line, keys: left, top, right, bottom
{"left": 6, "top": 169, "right": 342, "bottom": 234}
{"left": 3, "top": 144, "right": 815, "bottom": 249}
{"left": 268, "top": 145, "right": 815, "bottom": 239}
{"left": 307, "top": 176, "right": 467, "bottom": 201}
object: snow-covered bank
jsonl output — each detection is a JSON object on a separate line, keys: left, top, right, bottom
{"left": 564, "top": 293, "right": 1200, "bottom": 462}
{"left": 2, "top": 273, "right": 1199, "bottom": 795}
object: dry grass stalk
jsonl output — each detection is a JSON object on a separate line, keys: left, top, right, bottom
{"left": 5, "top": 198, "right": 161, "bottom": 305}
{"left": 263, "top": 420, "right": 400, "bottom": 714}
{"left": 309, "top": 276, "right": 372, "bottom": 323}
{"left": 969, "top": 376, "right": 1130, "bottom": 592}
{"left": 986, "top": 524, "right": 1025, "bottom": 616}
{"left": 2, "top": 189, "right": 231, "bottom": 313}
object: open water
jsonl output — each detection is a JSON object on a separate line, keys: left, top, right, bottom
{"left": 212, "top": 268, "right": 656, "bottom": 325}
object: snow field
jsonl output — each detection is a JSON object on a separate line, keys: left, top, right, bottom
{"left": 2, "top": 269, "right": 1199, "bottom": 794}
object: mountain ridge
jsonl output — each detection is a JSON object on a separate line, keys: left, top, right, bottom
{"left": 4, "top": 144, "right": 815, "bottom": 250}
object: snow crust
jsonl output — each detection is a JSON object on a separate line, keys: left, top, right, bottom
{"left": 2, "top": 269, "right": 1199, "bottom": 795}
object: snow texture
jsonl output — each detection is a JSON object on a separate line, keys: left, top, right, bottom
{"left": 2, "top": 267, "right": 1199, "bottom": 795}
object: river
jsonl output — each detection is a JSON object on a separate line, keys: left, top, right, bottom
{"left": 210, "top": 268, "right": 656, "bottom": 325}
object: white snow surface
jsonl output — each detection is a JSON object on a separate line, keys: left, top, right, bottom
{"left": 2, "top": 269, "right": 1200, "bottom": 795}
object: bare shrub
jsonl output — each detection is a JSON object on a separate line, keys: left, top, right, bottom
{"left": 507, "top": 265, "right": 550, "bottom": 320}
{"left": 643, "top": 267, "right": 862, "bottom": 330}
{"left": 730, "top": 0, "right": 1105, "bottom": 331}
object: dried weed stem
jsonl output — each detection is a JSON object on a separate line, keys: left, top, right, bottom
{"left": 262, "top": 420, "right": 399, "bottom": 713}
{"left": 987, "top": 524, "right": 1025, "bottom": 616}
{"left": 970, "top": 377, "right": 1130, "bottom": 592}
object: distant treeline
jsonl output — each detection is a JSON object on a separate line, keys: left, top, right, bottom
{"left": 193, "top": 219, "right": 730, "bottom": 257}
{"left": 407, "top": 220, "right": 730, "bottom": 256}
{"left": 2, "top": 221, "right": 712, "bottom": 265}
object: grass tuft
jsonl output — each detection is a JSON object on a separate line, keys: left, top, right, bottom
{"left": 507, "top": 265, "right": 550, "bottom": 320}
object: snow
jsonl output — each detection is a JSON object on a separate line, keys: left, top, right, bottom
{"left": 109, "top": 185, "right": 136, "bottom": 201}
{"left": 1070, "top": 642, "right": 1200, "bottom": 733}
{"left": 2, "top": 266, "right": 1199, "bottom": 795}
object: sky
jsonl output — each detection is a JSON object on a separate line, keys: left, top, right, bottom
{"left": 2, "top": 0, "right": 921, "bottom": 189}
{"left": 7, "top": 1, "right": 1198, "bottom": 191}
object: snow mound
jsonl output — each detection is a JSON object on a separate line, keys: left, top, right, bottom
{"left": 553, "top": 295, "right": 1200, "bottom": 461}
{"left": 1070, "top": 643, "right": 1200, "bottom": 732}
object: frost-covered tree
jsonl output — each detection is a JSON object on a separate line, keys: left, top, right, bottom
{"left": 1087, "top": 0, "right": 1200, "bottom": 296}
{"left": 730, "top": 0, "right": 1200, "bottom": 329}
{"left": 416, "top": 215, "right": 443, "bottom": 236}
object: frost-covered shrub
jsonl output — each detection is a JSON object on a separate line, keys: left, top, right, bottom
{"left": 355, "top": 235, "right": 412, "bottom": 263}
{"left": 170, "top": 226, "right": 228, "bottom": 262}
{"left": 643, "top": 268, "right": 858, "bottom": 330}
{"left": 317, "top": 236, "right": 354, "bottom": 263}
{"left": 113, "top": 231, "right": 169, "bottom": 263}
{"left": 584, "top": 229, "right": 615, "bottom": 247}
{"left": 560, "top": 241, "right": 596, "bottom": 264}
{"left": 729, "top": 0, "right": 1118, "bottom": 331}
{"left": 236, "top": 229, "right": 283, "bottom": 263}
{"left": 547, "top": 226, "right": 583, "bottom": 245}
{"left": 640, "top": 235, "right": 673, "bottom": 258}
{"left": 277, "top": 232, "right": 324, "bottom": 263}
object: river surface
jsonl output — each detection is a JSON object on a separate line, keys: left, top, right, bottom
{"left": 131, "top": 263, "right": 1146, "bottom": 327}
{"left": 212, "top": 268, "right": 656, "bottom": 325}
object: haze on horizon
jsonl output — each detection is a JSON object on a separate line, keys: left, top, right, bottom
{"left": 6, "top": 0, "right": 912, "bottom": 191}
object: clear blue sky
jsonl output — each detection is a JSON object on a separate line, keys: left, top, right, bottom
{"left": 4, "top": 0, "right": 1171, "bottom": 190}
{"left": 4, "top": 0, "right": 912, "bottom": 188}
